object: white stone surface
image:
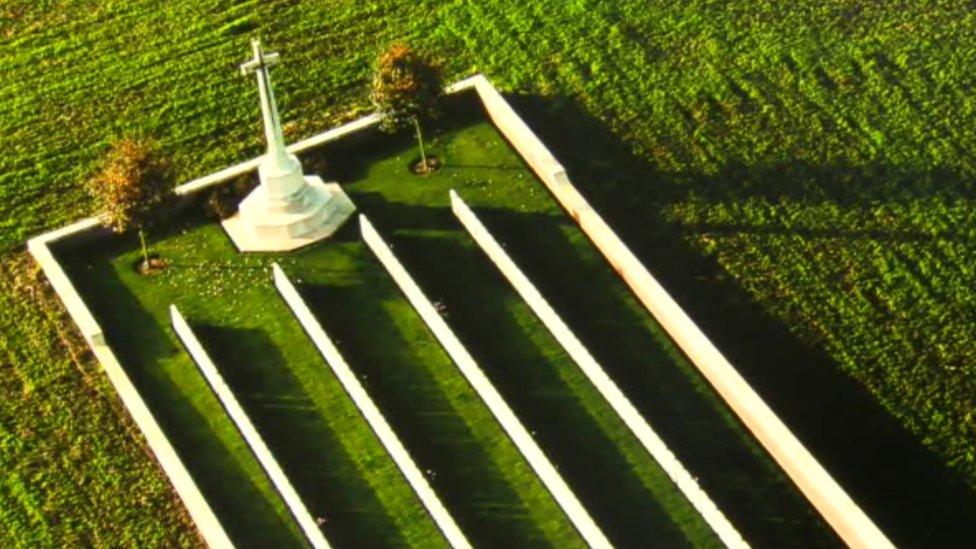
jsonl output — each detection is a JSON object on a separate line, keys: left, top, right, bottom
{"left": 222, "top": 180, "right": 354, "bottom": 252}
{"left": 469, "top": 75, "right": 893, "bottom": 548}
{"left": 223, "top": 39, "right": 354, "bottom": 252}
{"left": 273, "top": 264, "right": 471, "bottom": 549}
{"left": 27, "top": 226, "right": 235, "bottom": 549}
{"left": 451, "top": 190, "right": 747, "bottom": 548}
{"left": 359, "top": 215, "right": 611, "bottom": 549}
{"left": 170, "top": 305, "right": 330, "bottom": 549}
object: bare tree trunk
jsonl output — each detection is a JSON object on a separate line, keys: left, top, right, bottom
{"left": 138, "top": 229, "right": 149, "bottom": 269}
{"left": 413, "top": 116, "right": 428, "bottom": 172}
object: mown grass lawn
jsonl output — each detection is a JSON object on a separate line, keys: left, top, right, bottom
{"left": 308, "top": 95, "right": 832, "bottom": 546}
{"left": 55, "top": 108, "right": 605, "bottom": 547}
{"left": 58, "top": 224, "right": 451, "bottom": 547}
{"left": 55, "top": 100, "right": 772, "bottom": 546}
{"left": 3, "top": 0, "right": 976, "bottom": 546}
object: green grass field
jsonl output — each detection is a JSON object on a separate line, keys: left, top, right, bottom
{"left": 2, "top": 0, "right": 976, "bottom": 546}
{"left": 0, "top": 256, "right": 198, "bottom": 546}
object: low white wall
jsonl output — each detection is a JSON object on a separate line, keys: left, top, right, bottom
{"left": 174, "top": 75, "right": 482, "bottom": 197}
{"left": 170, "top": 306, "right": 330, "bottom": 549}
{"left": 174, "top": 114, "right": 381, "bottom": 196}
{"left": 26, "top": 229, "right": 235, "bottom": 549}
{"left": 468, "top": 76, "right": 893, "bottom": 548}
{"left": 272, "top": 264, "right": 471, "bottom": 549}
{"left": 450, "top": 190, "right": 747, "bottom": 548}
{"left": 358, "top": 215, "right": 611, "bottom": 549}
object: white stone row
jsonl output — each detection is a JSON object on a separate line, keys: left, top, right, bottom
{"left": 358, "top": 214, "right": 611, "bottom": 549}
{"left": 466, "top": 75, "right": 894, "bottom": 549}
{"left": 26, "top": 227, "right": 235, "bottom": 549}
{"left": 271, "top": 263, "right": 471, "bottom": 549}
{"left": 450, "top": 190, "right": 747, "bottom": 548}
{"left": 169, "top": 306, "right": 330, "bottom": 549}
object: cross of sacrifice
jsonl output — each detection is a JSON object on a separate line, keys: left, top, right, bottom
{"left": 240, "top": 38, "right": 290, "bottom": 168}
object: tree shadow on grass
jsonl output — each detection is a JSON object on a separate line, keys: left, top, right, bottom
{"left": 386, "top": 230, "right": 708, "bottom": 547}
{"left": 193, "top": 324, "right": 409, "bottom": 548}
{"left": 504, "top": 93, "right": 976, "bottom": 546}
{"left": 54, "top": 246, "right": 304, "bottom": 548}
{"left": 296, "top": 277, "right": 556, "bottom": 547}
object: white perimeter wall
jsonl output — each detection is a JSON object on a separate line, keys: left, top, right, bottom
{"left": 26, "top": 225, "right": 235, "bottom": 549}
{"left": 466, "top": 74, "right": 892, "bottom": 548}
{"left": 29, "top": 72, "right": 893, "bottom": 549}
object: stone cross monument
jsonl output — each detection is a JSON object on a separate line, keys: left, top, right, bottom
{"left": 222, "top": 38, "right": 354, "bottom": 252}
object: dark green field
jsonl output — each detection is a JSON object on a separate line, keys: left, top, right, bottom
{"left": 2, "top": 0, "right": 975, "bottom": 546}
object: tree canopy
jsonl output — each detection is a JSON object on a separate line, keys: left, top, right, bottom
{"left": 371, "top": 43, "right": 443, "bottom": 133}
{"left": 86, "top": 137, "right": 175, "bottom": 234}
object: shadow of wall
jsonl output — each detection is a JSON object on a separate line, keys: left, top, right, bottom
{"left": 500, "top": 92, "right": 976, "bottom": 547}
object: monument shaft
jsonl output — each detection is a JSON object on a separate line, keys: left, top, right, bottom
{"left": 221, "top": 38, "right": 355, "bottom": 252}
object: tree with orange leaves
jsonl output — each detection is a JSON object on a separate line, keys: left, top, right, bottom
{"left": 371, "top": 43, "right": 443, "bottom": 173}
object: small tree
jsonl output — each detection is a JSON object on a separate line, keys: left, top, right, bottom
{"left": 86, "top": 137, "right": 174, "bottom": 270}
{"left": 371, "top": 43, "right": 443, "bottom": 173}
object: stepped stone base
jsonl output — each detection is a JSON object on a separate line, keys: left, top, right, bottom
{"left": 221, "top": 177, "right": 355, "bottom": 252}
